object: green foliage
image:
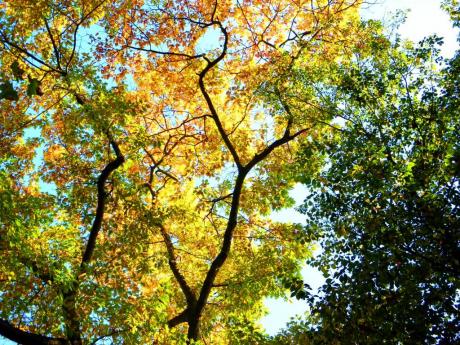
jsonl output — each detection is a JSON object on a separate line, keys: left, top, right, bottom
{"left": 266, "top": 317, "right": 314, "bottom": 345}
{"left": 26, "top": 77, "right": 42, "bottom": 96}
{"left": 10, "top": 61, "right": 25, "bottom": 80}
{"left": 443, "top": 0, "right": 460, "bottom": 30}
{"left": 227, "top": 315, "right": 268, "bottom": 344}
{"left": 3, "top": 0, "right": 457, "bottom": 343}
{"left": 296, "top": 34, "right": 460, "bottom": 344}
{"left": 0, "top": 80, "right": 18, "bottom": 101}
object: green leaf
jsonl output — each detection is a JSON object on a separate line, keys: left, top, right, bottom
{"left": 27, "top": 78, "right": 41, "bottom": 96}
{"left": 10, "top": 61, "right": 25, "bottom": 80}
{"left": 0, "top": 81, "right": 19, "bottom": 101}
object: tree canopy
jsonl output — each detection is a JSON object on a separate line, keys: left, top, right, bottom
{"left": 1, "top": 1, "right": 458, "bottom": 344}
{"left": 0, "top": 0, "right": 366, "bottom": 344}
{"left": 287, "top": 16, "right": 460, "bottom": 345}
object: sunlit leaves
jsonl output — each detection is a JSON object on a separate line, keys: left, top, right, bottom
{"left": 0, "top": 0, "right": 366, "bottom": 343}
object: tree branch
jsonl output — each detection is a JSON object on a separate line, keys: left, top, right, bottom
{"left": 246, "top": 127, "right": 309, "bottom": 172}
{"left": 188, "top": 106, "right": 310, "bottom": 341}
{"left": 43, "top": 17, "right": 62, "bottom": 71}
{"left": 167, "top": 309, "right": 189, "bottom": 328}
{"left": 126, "top": 44, "right": 205, "bottom": 60}
{"left": 0, "top": 319, "right": 68, "bottom": 345}
{"left": 189, "top": 172, "right": 246, "bottom": 340}
{"left": 80, "top": 138, "right": 125, "bottom": 267}
{"left": 65, "top": 0, "right": 108, "bottom": 71}
{"left": 159, "top": 225, "right": 197, "bottom": 308}
{"left": 0, "top": 31, "right": 64, "bottom": 75}
{"left": 197, "top": 22, "right": 242, "bottom": 170}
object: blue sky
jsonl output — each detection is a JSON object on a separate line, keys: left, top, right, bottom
{"left": 1, "top": 0, "right": 458, "bottom": 344}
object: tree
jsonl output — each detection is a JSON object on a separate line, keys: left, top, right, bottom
{"left": 294, "top": 22, "right": 460, "bottom": 344}
{"left": 0, "top": 1, "right": 365, "bottom": 343}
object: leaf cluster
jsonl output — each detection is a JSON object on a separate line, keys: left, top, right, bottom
{"left": 295, "top": 31, "right": 460, "bottom": 344}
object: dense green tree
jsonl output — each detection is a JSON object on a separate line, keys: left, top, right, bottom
{"left": 291, "top": 23, "right": 459, "bottom": 345}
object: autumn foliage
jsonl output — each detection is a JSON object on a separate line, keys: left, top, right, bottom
{"left": 0, "top": 1, "right": 365, "bottom": 344}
